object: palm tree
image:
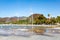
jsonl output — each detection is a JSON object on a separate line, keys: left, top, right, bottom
{"left": 47, "top": 14, "right": 51, "bottom": 24}
{"left": 48, "top": 14, "right": 50, "bottom": 19}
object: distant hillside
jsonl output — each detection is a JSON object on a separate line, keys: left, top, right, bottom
{"left": 0, "top": 16, "right": 27, "bottom": 23}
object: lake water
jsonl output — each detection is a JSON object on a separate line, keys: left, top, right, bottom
{"left": 0, "top": 25, "right": 60, "bottom": 40}
{"left": 0, "top": 25, "right": 33, "bottom": 36}
{"left": 0, "top": 25, "right": 60, "bottom": 36}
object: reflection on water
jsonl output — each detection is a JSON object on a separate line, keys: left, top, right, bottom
{"left": 0, "top": 25, "right": 33, "bottom": 36}
{"left": 0, "top": 25, "right": 60, "bottom": 37}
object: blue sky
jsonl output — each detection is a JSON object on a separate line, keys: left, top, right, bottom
{"left": 0, "top": 0, "right": 60, "bottom": 17}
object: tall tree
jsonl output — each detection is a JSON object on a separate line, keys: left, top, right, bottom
{"left": 48, "top": 14, "right": 50, "bottom": 19}
{"left": 56, "top": 16, "right": 60, "bottom": 23}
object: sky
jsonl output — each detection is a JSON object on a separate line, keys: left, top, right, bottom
{"left": 0, "top": 0, "right": 60, "bottom": 17}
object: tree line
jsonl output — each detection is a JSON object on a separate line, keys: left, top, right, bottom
{"left": 27, "top": 13, "right": 60, "bottom": 25}
{"left": 0, "top": 13, "right": 60, "bottom": 25}
{"left": 15, "top": 13, "right": 60, "bottom": 25}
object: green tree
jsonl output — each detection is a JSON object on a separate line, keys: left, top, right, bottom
{"left": 56, "top": 16, "right": 60, "bottom": 23}
{"left": 48, "top": 14, "right": 50, "bottom": 18}
{"left": 28, "top": 13, "right": 46, "bottom": 24}
{"left": 45, "top": 17, "right": 56, "bottom": 24}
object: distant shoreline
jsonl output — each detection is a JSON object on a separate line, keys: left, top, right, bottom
{"left": 0, "top": 24, "right": 60, "bottom": 27}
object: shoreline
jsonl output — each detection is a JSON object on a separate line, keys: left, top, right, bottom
{"left": 0, "top": 24, "right": 60, "bottom": 27}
